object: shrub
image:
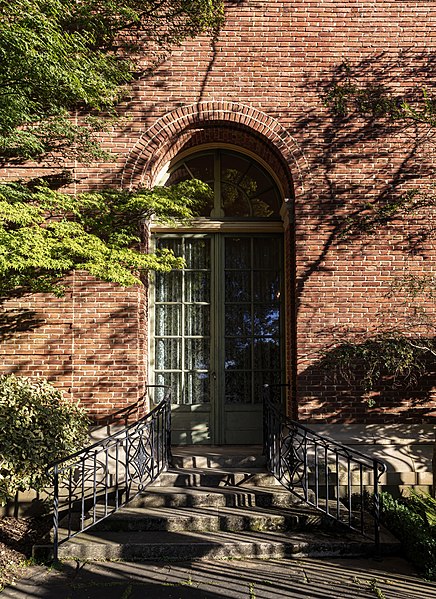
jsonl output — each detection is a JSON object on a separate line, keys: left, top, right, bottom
{"left": 0, "top": 374, "right": 89, "bottom": 505}
{"left": 381, "top": 491, "right": 436, "bottom": 580}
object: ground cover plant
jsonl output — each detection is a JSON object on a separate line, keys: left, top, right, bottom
{"left": 0, "top": 374, "right": 89, "bottom": 589}
{"left": 381, "top": 490, "right": 436, "bottom": 580}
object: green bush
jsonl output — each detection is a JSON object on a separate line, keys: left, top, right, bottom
{"left": 381, "top": 491, "right": 436, "bottom": 580}
{"left": 0, "top": 374, "right": 89, "bottom": 505}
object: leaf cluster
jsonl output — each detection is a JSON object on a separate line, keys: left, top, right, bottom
{"left": 0, "top": 0, "right": 224, "bottom": 161}
{"left": 0, "top": 178, "right": 212, "bottom": 294}
{"left": 0, "top": 374, "right": 89, "bottom": 505}
{"left": 321, "top": 333, "right": 435, "bottom": 404}
{"left": 381, "top": 491, "right": 436, "bottom": 580}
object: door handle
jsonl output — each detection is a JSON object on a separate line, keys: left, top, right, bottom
{"left": 211, "top": 371, "right": 217, "bottom": 381}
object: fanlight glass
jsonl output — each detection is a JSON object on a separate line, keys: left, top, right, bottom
{"left": 167, "top": 150, "right": 281, "bottom": 218}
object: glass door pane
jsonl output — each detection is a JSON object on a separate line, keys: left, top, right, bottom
{"left": 224, "top": 236, "right": 282, "bottom": 405}
{"left": 154, "top": 237, "right": 211, "bottom": 406}
{"left": 154, "top": 233, "right": 284, "bottom": 444}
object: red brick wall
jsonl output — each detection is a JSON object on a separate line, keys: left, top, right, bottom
{"left": 1, "top": 1, "right": 435, "bottom": 423}
{"left": 0, "top": 275, "right": 147, "bottom": 421}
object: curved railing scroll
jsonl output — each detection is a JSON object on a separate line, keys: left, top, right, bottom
{"left": 263, "top": 386, "right": 387, "bottom": 556}
{"left": 48, "top": 385, "right": 172, "bottom": 561}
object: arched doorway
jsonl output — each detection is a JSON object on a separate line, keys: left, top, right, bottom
{"left": 151, "top": 148, "right": 285, "bottom": 444}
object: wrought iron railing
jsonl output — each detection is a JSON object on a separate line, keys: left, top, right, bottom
{"left": 264, "top": 388, "right": 387, "bottom": 556}
{"left": 48, "top": 385, "right": 172, "bottom": 561}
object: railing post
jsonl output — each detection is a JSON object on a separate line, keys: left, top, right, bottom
{"left": 52, "top": 464, "right": 59, "bottom": 562}
{"left": 125, "top": 430, "right": 130, "bottom": 504}
{"left": 263, "top": 385, "right": 268, "bottom": 458}
{"left": 373, "top": 461, "right": 382, "bottom": 560}
{"left": 151, "top": 415, "right": 156, "bottom": 481}
{"left": 166, "top": 393, "right": 172, "bottom": 467}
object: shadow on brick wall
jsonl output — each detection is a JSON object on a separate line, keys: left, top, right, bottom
{"left": 0, "top": 292, "right": 44, "bottom": 341}
{"left": 291, "top": 51, "right": 436, "bottom": 419}
{"left": 297, "top": 336, "right": 436, "bottom": 423}
{"left": 293, "top": 50, "right": 436, "bottom": 309}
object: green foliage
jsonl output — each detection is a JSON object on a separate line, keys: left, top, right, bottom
{"left": 340, "top": 190, "right": 435, "bottom": 239}
{"left": 0, "top": 1, "right": 222, "bottom": 292}
{"left": 321, "top": 334, "right": 435, "bottom": 404}
{"left": 407, "top": 489, "right": 436, "bottom": 529}
{"left": 368, "top": 579, "right": 386, "bottom": 599}
{"left": 381, "top": 491, "right": 436, "bottom": 580}
{"left": 1, "top": 115, "right": 115, "bottom": 164}
{"left": 0, "top": 0, "right": 224, "bottom": 161}
{"left": 0, "top": 374, "right": 89, "bottom": 505}
{"left": 324, "top": 62, "right": 436, "bottom": 125}
{"left": 0, "top": 178, "right": 212, "bottom": 294}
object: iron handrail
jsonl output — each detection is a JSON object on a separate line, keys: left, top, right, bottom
{"left": 49, "top": 391, "right": 166, "bottom": 469}
{"left": 264, "top": 389, "right": 387, "bottom": 556}
{"left": 266, "top": 398, "right": 385, "bottom": 468}
{"left": 48, "top": 385, "right": 172, "bottom": 561}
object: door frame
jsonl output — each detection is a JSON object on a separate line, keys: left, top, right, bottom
{"left": 149, "top": 224, "right": 286, "bottom": 445}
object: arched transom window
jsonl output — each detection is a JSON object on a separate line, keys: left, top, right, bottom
{"left": 167, "top": 149, "right": 281, "bottom": 219}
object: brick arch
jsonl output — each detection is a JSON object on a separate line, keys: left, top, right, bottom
{"left": 121, "top": 101, "right": 311, "bottom": 196}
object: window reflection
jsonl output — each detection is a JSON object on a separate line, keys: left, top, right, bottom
{"left": 167, "top": 150, "right": 281, "bottom": 218}
{"left": 223, "top": 236, "right": 283, "bottom": 405}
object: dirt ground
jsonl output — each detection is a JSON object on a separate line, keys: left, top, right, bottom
{"left": 0, "top": 516, "right": 51, "bottom": 591}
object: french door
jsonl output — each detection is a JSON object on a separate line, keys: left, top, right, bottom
{"left": 153, "top": 233, "right": 284, "bottom": 444}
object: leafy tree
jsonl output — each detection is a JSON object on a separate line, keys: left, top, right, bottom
{"left": 0, "top": 179, "right": 212, "bottom": 295}
{"left": 0, "top": 0, "right": 224, "bottom": 161}
{"left": 0, "top": 1, "right": 222, "bottom": 293}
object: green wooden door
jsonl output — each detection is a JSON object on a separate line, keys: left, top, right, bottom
{"left": 153, "top": 234, "right": 283, "bottom": 445}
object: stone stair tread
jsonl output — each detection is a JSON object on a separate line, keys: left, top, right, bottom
{"left": 171, "top": 446, "right": 263, "bottom": 455}
{"left": 141, "top": 484, "right": 297, "bottom": 495}
{"left": 170, "top": 461, "right": 267, "bottom": 469}
{"left": 76, "top": 504, "right": 323, "bottom": 531}
{"left": 125, "top": 484, "right": 316, "bottom": 508}
{"left": 58, "top": 527, "right": 397, "bottom": 549}
{"left": 64, "top": 529, "right": 271, "bottom": 542}
{"left": 165, "top": 467, "right": 270, "bottom": 475}
{"left": 152, "top": 468, "right": 277, "bottom": 487}
{"left": 61, "top": 498, "right": 368, "bottom": 537}
{"left": 37, "top": 527, "right": 400, "bottom": 562}
{"left": 128, "top": 485, "right": 304, "bottom": 501}
{"left": 99, "top": 504, "right": 317, "bottom": 518}
{"left": 39, "top": 446, "right": 398, "bottom": 563}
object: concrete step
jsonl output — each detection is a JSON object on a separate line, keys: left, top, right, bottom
{"left": 35, "top": 448, "right": 400, "bottom": 564}
{"left": 152, "top": 468, "right": 279, "bottom": 488}
{"left": 34, "top": 528, "right": 400, "bottom": 562}
{"left": 126, "top": 485, "right": 313, "bottom": 509}
{"left": 171, "top": 448, "right": 266, "bottom": 469}
{"left": 66, "top": 504, "right": 324, "bottom": 534}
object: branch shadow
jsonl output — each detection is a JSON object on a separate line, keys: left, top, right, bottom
{"left": 293, "top": 50, "right": 436, "bottom": 309}
{"left": 299, "top": 336, "right": 436, "bottom": 422}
